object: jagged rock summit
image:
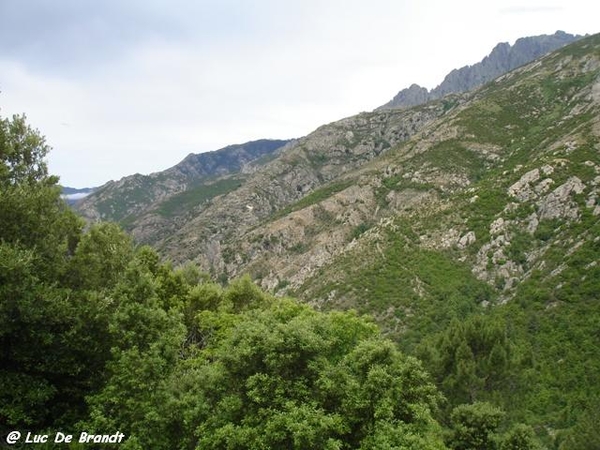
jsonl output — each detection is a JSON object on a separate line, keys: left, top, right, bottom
{"left": 377, "top": 30, "right": 583, "bottom": 110}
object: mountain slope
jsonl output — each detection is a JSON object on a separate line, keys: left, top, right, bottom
{"left": 129, "top": 33, "right": 598, "bottom": 444}
{"left": 266, "top": 33, "right": 600, "bottom": 442}
{"left": 219, "top": 34, "right": 600, "bottom": 302}
{"left": 78, "top": 102, "right": 453, "bottom": 262}
{"left": 377, "top": 30, "right": 582, "bottom": 110}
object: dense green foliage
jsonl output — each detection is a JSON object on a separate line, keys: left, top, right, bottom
{"left": 304, "top": 226, "right": 494, "bottom": 347}
{"left": 421, "top": 316, "right": 513, "bottom": 407}
{"left": 0, "top": 114, "right": 91, "bottom": 429}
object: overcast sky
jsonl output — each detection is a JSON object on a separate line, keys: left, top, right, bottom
{"left": 0, "top": 0, "right": 598, "bottom": 187}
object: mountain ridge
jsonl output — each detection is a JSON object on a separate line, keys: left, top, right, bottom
{"left": 377, "top": 30, "right": 583, "bottom": 110}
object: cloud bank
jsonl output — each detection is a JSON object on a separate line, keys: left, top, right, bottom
{"left": 0, "top": 0, "right": 598, "bottom": 187}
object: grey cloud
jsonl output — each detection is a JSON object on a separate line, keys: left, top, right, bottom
{"left": 0, "top": 1, "right": 161, "bottom": 72}
{"left": 0, "top": 0, "right": 259, "bottom": 74}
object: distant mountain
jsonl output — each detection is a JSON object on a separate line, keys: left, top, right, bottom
{"left": 75, "top": 138, "right": 292, "bottom": 227}
{"left": 61, "top": 186, "right": 96, "bottom": 204}
{"left": 377, "top": 30, "right": 583, "bottom": 110}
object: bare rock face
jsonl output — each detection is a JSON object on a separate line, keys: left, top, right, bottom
{"left": 539, "top": 177, "right": 586, "bottom": 220}
{"left": 508, "top": 169, "right": 540, "bottom": 201}
{"left": 379, "top": 83, "right": 430, "bottom": 110}
{"left": 506, "top": 167, "right": 586, "bottom": 220}
{"left": 378, "top": 31, "right": 582, "bottom": 111}
{"left": 592, "top": 77, "right": 600, "bottom": 103}
{"left": 526, "top": 213, "right": 539, "bottom": 235}
{"left": 458, "top": 231, "right": 476, "bottom": 249}
{"left": 489, "top": 218, "right": 507, "bottom": 236}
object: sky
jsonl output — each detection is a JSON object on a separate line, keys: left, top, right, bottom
{"left": 0, "top": 0, "right": 598, "bottom": 187}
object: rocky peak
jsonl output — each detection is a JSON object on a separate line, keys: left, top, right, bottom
{"left": 384, "top": 83, "right": 429, "bottom": 109}
{"left": 377, "top": 31, "right": 583, "bottom": 110}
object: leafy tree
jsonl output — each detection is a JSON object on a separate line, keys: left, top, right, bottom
{"left": 500, "top": 424, "right": 540, "bottom": 450}
{"left": 447, "top": 402, "right": 504, "bottom": 450}
{"left": 67, "top": 222, "right": 134, "bottom": 291}
{"left": 0, "top": 113, "right": 82, "bottom": 280}
{"left": 0, "top": 240, "right": 115, "bottom": 432}
{"left": 186, "top": 300, "right": 446, "bottom": 449}
{"left": 557, "top": 400, "right": 600, "bottom": 450}
{"left": 85, "top": 281, "right": 449, "bottom": 449}
{"left": 0, "top": 112, "right": 108, "bottom": 432}
{"left": 446, "top": 403, "right": 541, "bottom": 450}
{"left": 421, "top": 315, "right": 512, "bottom": 406}
{"left": 0, "top": 113, "right": 52, "bottom": 186}
{"left": 223, "top": 274, "right": 271, "bottom": 312}
{"left": 84, "top": 256, "right": 186, "bottom": 449}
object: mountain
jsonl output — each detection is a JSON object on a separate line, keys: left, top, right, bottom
{"left": 274, "top": 34, "right": 600, "bottom": 442}
{"left": 62, "top": 186, "right": 95, "bottom": 196}
{"left": 377, "top": 30, "right": 583, "bottom": 110}
{"left": 61, "top": 186, "right": 96, "bottom": 204}
{"left": 76, "top": 107, "right": 447, "bottom": 253}
{"left": 76, "top": 33, "right": 600, "bottom": 443}
{"left": 76, "top": 138, "right": 291, "bottom": 224}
